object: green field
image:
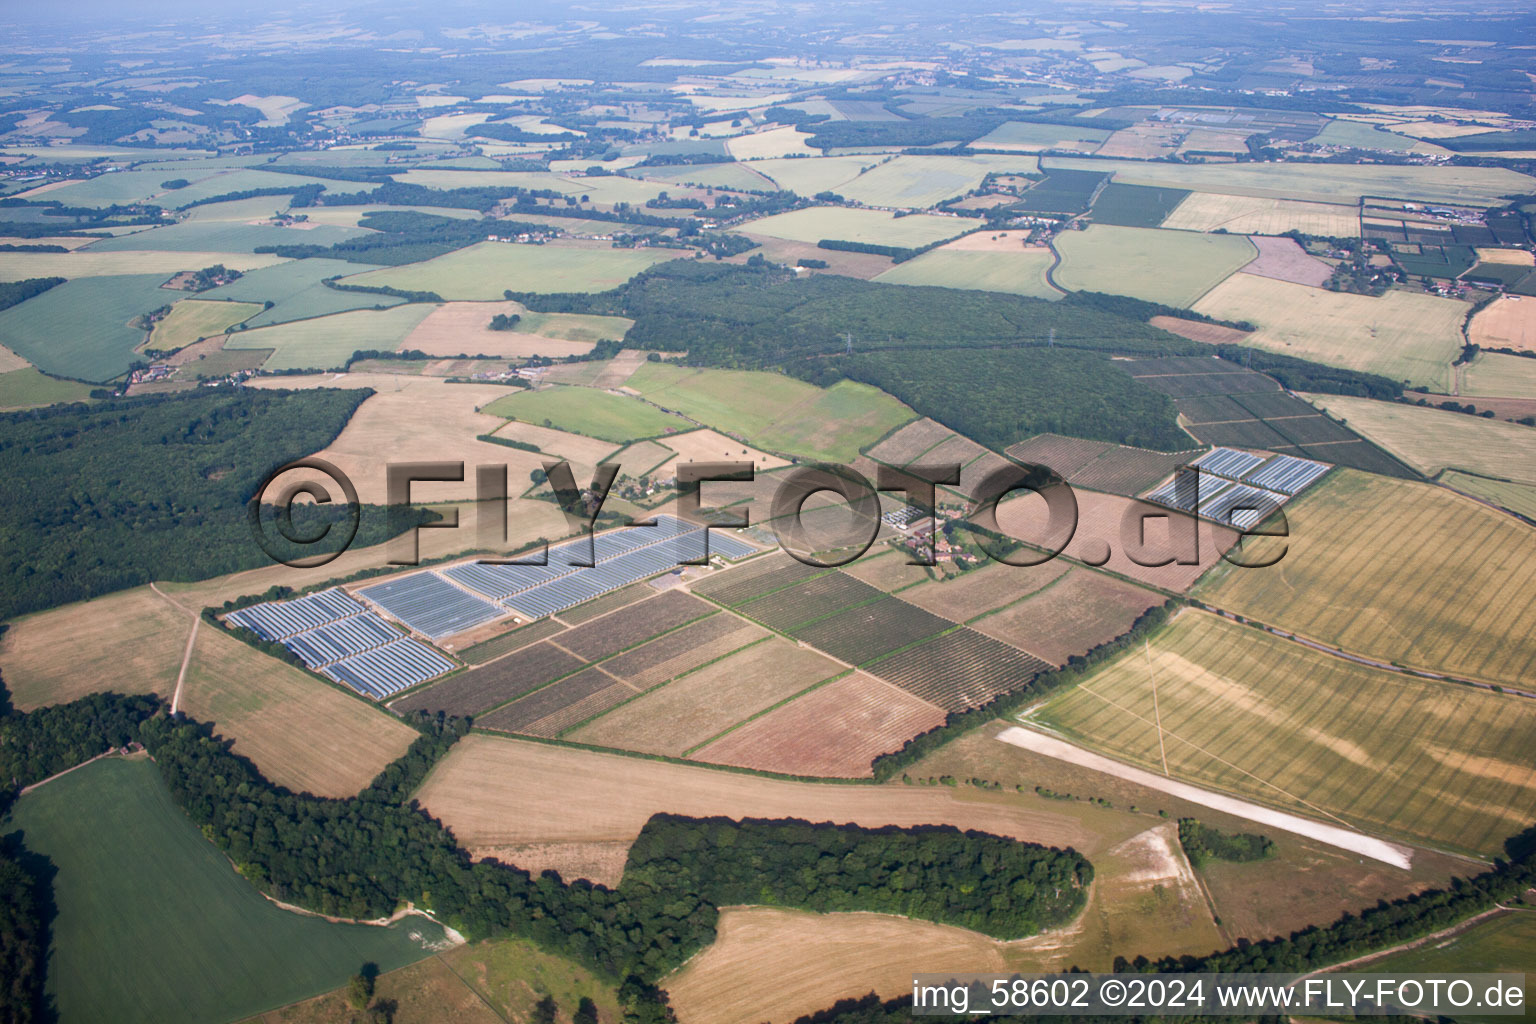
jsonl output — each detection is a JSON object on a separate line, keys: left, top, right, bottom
{"left": 749, "top": 155, "right": 875, "bottom": 196}
{"left": 0, "top": 366, "right": 95, "bottom": 409}
{"left": 1033, "top": 610, "right": 1536, "bottom": 855}
{"left": 1194, "top": 469, "right": 1536, "bottom": 689}
{"left": 1089, "top": 183, "right": 1192, "bottom": 228}
{"left": 1304, "top": 393, "right": 1536, "bottom": 484}
{"left": 199, "top": 257, "right": 406, "bottom": 327}
{"left": 87, "top": 220, "right": 367, "bottom": 254}
{"left": 734, "top": 206, "right": 968, "bottom": 248}
{"left": 40, "top": 168, "right": 375, "bottom": 210}
{"left": 872, "top": 249, "right": 1062, "bottom": 299}
{"left": 149, "top": 299, "right": 264, "bottom": 351}
{"left": 972, "top": 121, "right": 1112, "bottom": 152}
{"left": 832, "top": 154, "right": 1039, "bottom": 209}
{"left": 1052, "top": 224, "right": 1256, "bottom": 306}
{"left": 483, "top": 385, "right": 692, "bottom": 443}
{"left": 1307, "top": 118, "right": 1425, "bottom": 153}
{"left": 0, "top": 273, "right": 171, "bottom": 381}
{"left": 1367, "top": 913, "right": 1535, "bottom": 1024}
{"left": 1462, "top": 350, "right": 1536, "bottom": 399}
{"left": 340, "top": 242, "right": 680, "bottom": 300}
{"left": 1046, "top": 156, "right": 1536, "bottom": 205}
{"left": 6, "top": 757, "right": 446, "bottom": 1024}
{"left": 623, "top": 362, "right": 916, "bottom": 461}
{"left": 224, "top": 304, "right": 437, "bottom": 370}
{"left": 632, "top": 161, "right": 778, "bottom": 192}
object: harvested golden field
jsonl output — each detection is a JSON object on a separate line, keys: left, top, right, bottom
{"left": 643, "top": 427, "right": 790, "bottom": 479}
{"left": 401, "top": 301, "right": 626, "bottom": 359}
{"left": 0, "top": 586, "right": 190, "bottom": 709}
{"left": 0, "top": 342, "right": 30, "bottom": 373}
{"left": 1468, "top": 295, "right": 1536, "bottom": 354}
{"left": 1303, "top": 393, "right": 1536, "bottom": 484}
{"left": 665, "top": 820, "right": 1223, "bottom": 1023}
{"left": 414, "top": 733, "right": 1108, "bottom": 885}
{"left": 1195, "top": 469, "right": 1536, "bottom": 689}
{"left": 995, "top": 487, "right": 1238, "bottom": 593}
{"left": 488, "top": 419, "right": 619, "bottom": 473}
{"left": 1462, "top": 351, "right": 1536, "bottom": 400}
{"left": 0, "top": 249, "right": 285, "bottom": 282}
{"left": 1193, "top": 275, "right": 1464, "bottom": 390}
{"left": 1148, "top": 315, "right": 1250, "bottom": 345}
{"left": 692, "top": 672, "right": 947, "bottom": 778}
{"left": 1160, "top": 192, "right": 1361, "bottom": 236}
{"left": 179, "top": 627, "right": 418, "bottom": 797}
{"left": 1034, "top": 609, "right": 1536, "bottom": 855}
{"left": 567, "top": 638, "right": 835, "bottom": 757}
{"left": 1474, "top": 248, "right": 1534, "bottom": 266}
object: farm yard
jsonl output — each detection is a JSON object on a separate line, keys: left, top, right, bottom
{"left": 9, "top": 758, "right": 447, "bottom": 1024}
{"left": 1032, "top": 609, "right": 1536, "bottom": 855}
{"left": 1193, "top": 274, "right": 1465, "bottom": 390}
{"left": 1195, "top": 469, "right": 1536, "bottom": 688}
{"left": 1052, "top": 225, "right": 1256, "bottom": 306}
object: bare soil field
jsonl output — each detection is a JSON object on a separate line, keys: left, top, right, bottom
{"left": 694, "top": 672, "right": 947, "bottom": 778}
{"left": 865, "top": 417, "right": 956, "bottom": 466}
{"left": 569, "top": 638, "right": 838, "bottom": 756}
{"left": 555, "top": 590, "right": 715, "bottom": 660}
{"left": 901, "top": 560, "right": 1071, "bottom": 622}
{"left": 1148, "top": 316, "right": 1251, "bottom": 345}
{"left": 1468, "top": 295, "right": 1536, "bottom": 354}
{"left": 1240, "top": 235, "right": 1335, "bottom": 287}
{"left": 0, "top": 586, "right": 191, "bottom": 709}
{"left": 414, "top": 733, "right": 1109, "bottom": 884}
{"left": 973, "top": 569, "right": 1161, "bottom": 665}
{"left": 476, "top": 665, "right": 632, "bottom": 737}
{"left": 402, "top": 301, "right": 618, "bottom": 359}
{"left": 179, "top": 627, "right": 418, "bottom": 797}
{"left": 838, "top": 549, "right": 935, "bottom": 592}
{"left": 995, "top": 488, "right": 1238, "bottom": 592}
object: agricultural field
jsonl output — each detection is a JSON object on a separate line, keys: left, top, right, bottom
{"left": 568, "top": 637, "right": 835, "bottom": 757}
{"left": 597, "top": 613, "right": 768, "bottom": 688}
{"left": 413, "top": 732, "right": 1109, "bottom": 885}
{"left": 223, "top": 304, "right": 436, "bottom": 371}
{"left": 833, "top": 154, "right": 1039, "bottom": 208}
{"left": 972, "top": 121, "right": 1111, "bottom": 152}
{"left": 148, "top": 298, "right": 263, "bottom": 351}
{"left": 746, "top": 155, "right": 875, "bottom": 196}
{"left": 699, "top": 671, "right": 945, "bottom": 777}
{"left": 401, "top": 300, "right": 625, "bottom": 359}
{"left": 484, "top": 385, "right": 692, "bottom": 443}
{"left": 734, "top": 572, "right": 884, "bottom": 632}
{"left": 460, "top": 617, "right": 569, "bottom": 665}
{"left": 900, "top": 560, "right": 1072, "bottom": 622}
{"left": 970, "top": 569, "right": 1160, "bottom": 665}
{"left": 0, "top": 249, "right": 284, "bottom": 280}
{"left": 872, "top": 248, "right": 1061, "bottom": 299}
{"left": 866, "top": 628, "right": 1050, "bottom": 711}
{"left": 1052, "top": 225, "right": 1256, "bottom": 307}
{"left": 488, "top": 419, "right": 620, "bottom": 472}
{"left": 1439, "top": 472, "right": 1536, "bottom": 522}
{"left": 1159, "top": 192, "right": 1362, "bottom": 236}
{"left": 392, "top": 640, "right": 584, "bottom": 717}
{"left": 733, "top": 206, "right": 967, "bottom": 247}
{"left": 1304, "top": 393, "right": 1536, "bottom": 485}
{"left": 1088, "top": 183, "right": 1191, "bottom": 228}
{"left": 0, "top": 585, "right": 191, "bottom": 709}
{"left": 1047, "top": 156, "right": 1536, "bottom": 205}
{"left": 339, "top": 242, "right": 681, "bottom": 300}
{"left": 0, "top": 274, "right": 189, "bottom": 380}
{"left": 1033, "top": 609, "right": 1536, "bottom": 855}
{"left": 1239, "top": 235, "right": 1335, "bottom": 287}
{"left": 641, "top": 427, "right": 790, "bottom": 480}
{"left": 622, "top": 362, "right": 916, "bottom": 462}
{"left": 9, "top": 757, "right": 448, "bottom": 1024}
{"left": 1468, "top": 296, "right": 1536, "bottom": 354}
{"left": 85, "top": 219, "right": 367, "bottom": 254}
{"left": 0, "top": 366, "right": 96, "bottom": 410}
{"left": 476, "top": 665, "right": 632, "bottom": 737}
{"left": 178, "top": 627, "right": 419, "bottom": 798}
{"left": 1193, "top": 275, "right": 1465, "bottom": 390}
{"left": 201, "top": 258, "right": 408, "bottom": 326}
{"left": 1195, "top": 469, "right": 1536, "bottom": 689}
{"left": 786, "top": 595, "right": 954, "bottom": 665}
{"left": 1367, "top": 913, "right": 1535, "bottom": 1024}
{"left": 1462, "top": 350, "right": 1536, "bottom": 399}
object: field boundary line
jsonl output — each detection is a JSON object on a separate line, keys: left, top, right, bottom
{"left": 681, "top": 668, "right": 854, "bottom": 758}
{"left": 1146, "top": 640, "right": 1169, "bottom": 777}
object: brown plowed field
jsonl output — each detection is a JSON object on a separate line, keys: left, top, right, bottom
{"left": 972, "top": 569, "right": 1161, "bottom": 665}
